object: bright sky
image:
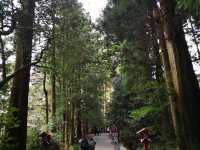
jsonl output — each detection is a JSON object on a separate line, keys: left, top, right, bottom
{"left": 78, "top": 0, "right": 108, "bottom": 22}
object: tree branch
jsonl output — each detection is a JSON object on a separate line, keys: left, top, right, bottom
{"left": 0, "top": 38, "right": 51, "bottom": 89}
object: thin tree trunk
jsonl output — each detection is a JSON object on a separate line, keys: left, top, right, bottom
{"left": 63, "top": 81, "right": 68, "bottom": 150}
{"left": 155, "top": 44, "right": 163, "bottom": 81}
{"left": 51, "top": 70, "right": 56, "bottom": 117}
{"left": 8, "top": 0, "right": 35, "bottom": 150}
{"left": 66, "top": 84, "right": 70, "bottom": 148}
{"left": 63, "top": 110, "right": 67, "bottom": 150}
{"left": 43, "top": 71, "right": 49, "bottom": 124}
{"left": 71, "top": 103, "right": 75, "bottom": 144}
{"left": 0, "top": 36, "right": 6, "bottom": 81}
{"left": 76, "top": 105, "right": 82, "bottom": 138}
{"left": 76, "top": 73, "right": 82, "bottom": 139}
{"left": 48, "top": 0, "right": 57, "bottom": 121}
{"left": 68, "top": 85, "right": 73, "bottom": 145}
{"left": 51, "top": 18, "right": 56, "bottom": 120}
{"left": 63, "top": 79, "right": 70, "bottom": 150}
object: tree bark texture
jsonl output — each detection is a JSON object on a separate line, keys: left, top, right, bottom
{"left": 8, "top": 0, "right": 35, "bottom": 150}
{"left": 159, "top": 0, "right": 200, "bottom": 149}
{"left": 51, "top": 17, "right": 56, "bottom": 119}
{"left": 43, "top": 71, "right": 49, "bottom": 124}
{"left": 0, "top": 36, "right": 6, "bottom": 81}
{"left": 157, "top": 23, "right": 184, "bottom": 150}
{"left": 51, "top": 71, "right": 56, "bottom": 118}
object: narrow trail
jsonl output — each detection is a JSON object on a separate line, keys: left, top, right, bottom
{"left": 94, "top": 133, "right": 115, "bottom": 150}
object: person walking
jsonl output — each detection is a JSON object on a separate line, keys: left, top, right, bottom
{"left": 79, "top": 136, "right": 90, "bottom": 150}
{"left": 88, "top": 137, "right": 96, "bottom": 150}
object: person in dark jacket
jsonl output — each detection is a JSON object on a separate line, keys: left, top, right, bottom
{"left": 39, "top": 132, "right": 59, "bottom": 150}
{"left": 79, "top": 136, "right": 90, "bottom": 150}
{"left": 88, "top": 138, "right": 96, "bottom": 150}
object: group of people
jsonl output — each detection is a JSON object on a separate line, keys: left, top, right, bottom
{"left": 38, "top": 131, "right": 96, "bottom": 150}
{"left": 79, "top": 136, "right": 96, "bottom": 150}
{"left": 93, "top": 126, "right": 111, "bottom": 136}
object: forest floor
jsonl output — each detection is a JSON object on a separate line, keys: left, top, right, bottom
{"left": 94, "top": 133, "right": 115, "bottom": 150}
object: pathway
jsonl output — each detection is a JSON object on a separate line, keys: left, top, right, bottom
{"left": 94, "top": 133, "right": 115, "bottom": 150}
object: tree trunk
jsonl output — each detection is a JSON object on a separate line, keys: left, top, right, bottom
{"left": 8, "top": 0, "right": 35, "bottom": 150}
{"left": 159, "top": 0, "right": 200, "bottom": 149}
{"left": 76, "top": 106, "right": 82, "bottom": 138}
{"left": 154, "top": 43, "right": 163, "bottom": 81}
{"left": 51, "top": 22, "right": 56, "bottom": 120}
{"left": 71, "top": 104, "right": 75, "bottom": 144}
{"left": 50, "top": 0, "right": 56, "bottom": 120}
{"left": 43, "top": 71, "right": 49, "bottom": 124}
{"left": 63, "top": 110, "right": 68, "bottom": 150}
{"left": 63, "top": 82, "right": 68, "bottom": 150}
{"left": 51, "top": 70, "right": 56, "bottom": 118}
{"left": 157, "top": 23, "right": 184, "bottom": 149}
{"left": 0, "top": 36, "right": 6, "bottom": 81}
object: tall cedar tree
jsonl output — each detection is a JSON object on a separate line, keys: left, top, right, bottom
{"left": 158, "top": 0, "right": 200, "bottom": 149}
{"left": 8, "top": 0, "right": 35, "bottom": 150}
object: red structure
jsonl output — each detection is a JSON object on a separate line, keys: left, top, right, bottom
{"left": 136, "top": 128, "right": 152, "bottom": 150}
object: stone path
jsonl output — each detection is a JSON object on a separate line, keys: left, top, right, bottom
{"left": 94, "top": 133, "right": 115, "bottom": 150}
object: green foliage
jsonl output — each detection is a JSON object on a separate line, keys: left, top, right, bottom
{"left": 69, "top": 144, "right": 79, "bottom": 150}
{"left": 26, "top": 128, "right": 40, "bottom": 150}
{"left": 35, "top": 0, "right": 110, "bottom": 144}
{"left": 130, "top": 106, "right": 158, "bottom": 121}
{"left": 0, "top": 107, "right": 20, "bottom": 129}
{"left": 2, "top": 0, "right": 198, "bottom": 148}
{"left": 0, "top": 107, "right": 20, "bottom": 149}
{"left": 51, "top": 131, "right": 63, "bottom": 144}
{"left": 100, "top": 0, "right": 175, "bottom": 149}
{"left": 100, "top": 0, "right": 148, "bottom": 42}
{"left": 177, "top": 0, "right": 200, "bottom": 16}
{"left": 132, "top": 81, "right": 168, "bottom": 104}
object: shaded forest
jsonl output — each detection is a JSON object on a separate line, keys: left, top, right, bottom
{"left": 0, "top": 0, "right": 200, "bottom": 150}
